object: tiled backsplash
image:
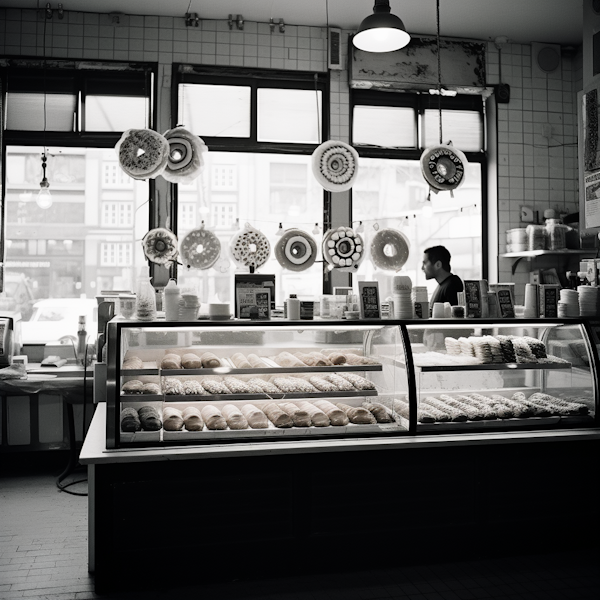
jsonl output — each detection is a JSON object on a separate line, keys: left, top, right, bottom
{"left": 0, "top": 9, "right": 583, "bottom": 298}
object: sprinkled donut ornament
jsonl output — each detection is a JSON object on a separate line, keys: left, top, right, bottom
{"left": 322, "top": 225, "right": 365, "bottom": 273}
{"left": 141, "top": 228, "right": 179, "bottom": 265}
{"left": 162, "top": 126, "right": 207, "bottom": 184}
{"left": 274, "top": 228, "right": 318, "bottom": 272}
{"left": 312, "top": 140, "right": 360, "bottom": 192}
{"left": 116, "top": 128, "right": 169, "bottom": 180}
{"left": 370, "top": 228, "right": 410, "bottom": 272}
{"left": 179, "top": 222, "right": 222, "bottom": 270}
{"left": 420, "top": 143, "right": 467, "bottom": 193}
{"left": 230, "top": 223, "right": 271, "bottom": 272}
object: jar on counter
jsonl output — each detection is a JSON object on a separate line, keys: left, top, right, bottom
{"left": 545, "top": 218, "right": 568, "bottom": 250}
{"left": 526, "top": 224, "right": 547, "bottom": 251}
{"left": 135, "top": 275, "right": 157, "bottom": 321}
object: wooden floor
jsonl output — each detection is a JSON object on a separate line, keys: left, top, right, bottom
{"left": 1, "top": 452, "right": 599, "bottom": 600}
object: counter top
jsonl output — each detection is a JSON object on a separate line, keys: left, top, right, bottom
{"left": 79, "top": 403, "right": 600, "bottom": 465}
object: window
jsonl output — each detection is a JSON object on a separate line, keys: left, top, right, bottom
{"left": 1, "top": 61, "right": 154, "bottom": 342}
{"left": 351, "top": 91, "right": 486, "bottom": 300}
{"left": 175, "top": 66, "right": 328, "bottom": 305}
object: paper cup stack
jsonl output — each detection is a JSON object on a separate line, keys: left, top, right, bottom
{"left": 392, "top": 275, "right": 414, "bottom": 319}
{"left": 578, "top": 286, "right": 600, "bottom": 317}
{"left": 558, "top": 289, "right": 579, "bottom": 318}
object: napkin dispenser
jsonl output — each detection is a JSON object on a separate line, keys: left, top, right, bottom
{"left": 0, "top": 312, "right": 23, "bottom": 367}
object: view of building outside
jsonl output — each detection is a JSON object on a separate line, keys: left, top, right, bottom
{"left": 2, "top": 145, "right": 149, "bottom": 314}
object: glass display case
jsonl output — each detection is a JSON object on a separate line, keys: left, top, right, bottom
{"left": 103, "top": 318, "right": 598, "bottom": 449}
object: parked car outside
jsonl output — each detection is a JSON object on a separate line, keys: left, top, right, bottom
{"left": 21, "top": 298, "right": 98, "bottom": 344}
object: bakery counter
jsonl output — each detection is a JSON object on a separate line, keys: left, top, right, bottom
{"left": 81, "top": 403, "right": 600, "bottom": 594}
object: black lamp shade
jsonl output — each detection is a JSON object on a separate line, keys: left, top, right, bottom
{"left": 353, "top": 0, "right": 410, "bottom": 53}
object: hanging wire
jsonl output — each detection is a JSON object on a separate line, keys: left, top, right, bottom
{"left": 436, "top": 0, "right": 443, "bottom": 145}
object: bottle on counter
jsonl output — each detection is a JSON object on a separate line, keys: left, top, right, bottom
{"left": 164, "top": 279, "right": 181, "bottom": 321}
{"left": 76, "top": 315, "right": 87, "bottom": 365}
{"left": 287, "top": 294, "right": 301, "bottom": 320}
{"left": 135, "top": 273, "right": 157, "bottom": 321}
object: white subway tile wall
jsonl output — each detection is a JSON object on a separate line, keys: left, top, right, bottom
{"left": 0, "top": 9, "right": 582, "bottom": 297}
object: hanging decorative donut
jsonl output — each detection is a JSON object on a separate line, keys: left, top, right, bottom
{"left": 179, "top": 223, "right": 221, "bottom": 270}
{"left": 369, "top": 228, "right": 410, "bottom": 272}
{"left": 312, "top": 140, "right": 360, "bottom": 192}
{"left": 420, "top": 143, "right": 467, "bottom": 192}
{"left": 229, "top": 223, "right": 271, "bottom": 271}
{"left": 162, "top": 126, "right": 207, "bottom": 184}
{"left": 116, "top": 128, "right": 169, "bottom": 180}
{"left": 274, "top": 228, "right": 318, "bottom": 272}
{"left": 141, "top": 228, "right": 179, "bottom": 265}
{"left": 322, "top": 225, "right": 365, "bottom": 272}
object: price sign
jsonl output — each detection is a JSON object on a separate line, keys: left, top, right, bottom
{"left": 358, "top": 281, "right": 381, "bottom": 319}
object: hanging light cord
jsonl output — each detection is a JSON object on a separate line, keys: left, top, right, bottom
{"left": 436, "top": 0, "right": 442, "bottom": 145}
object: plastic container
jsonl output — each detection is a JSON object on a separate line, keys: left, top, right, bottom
{"left": 526, "top": 225, "right": 547, "bottom": 251}
{"left": 135, "top": 275, "right": 157, "bottom": 321}
{"left": 287, "top": 294, "right": 301, "bottom": 320}
{"left": 545, "top": 218, "right": 568, "bottom": 250}
{"left": 164, "top": 279, "right": 181, "bottom": 321}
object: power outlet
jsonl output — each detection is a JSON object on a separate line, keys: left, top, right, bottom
{"left": 520, "top": 206, "right": 534, "bottom": 223}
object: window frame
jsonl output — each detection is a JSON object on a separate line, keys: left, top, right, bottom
{"left": 350, "top": 89, "right": 489, "bottom": 280}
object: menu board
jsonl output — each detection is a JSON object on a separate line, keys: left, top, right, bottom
{"left": 539, "top": 285, "right": 560, "bottom": 318}
{"left": 358, "top": 281, "right": 381, "bottom": 319}
{"left": 496, "top": 289, "right": 515, "bottom": 318}
{"left": 464, "top": 280, "right": 483, "bottom": 318}
{"left": 236, "top": 288, "right": 271, "bottom": 320}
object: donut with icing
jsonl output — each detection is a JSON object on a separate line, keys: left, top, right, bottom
{"left": 274, "top": 228, "right": 317, "bottom": 272}
{"left": 420, "top": 144, "right": 467, "bottom": 192}
{"left": 179, "top": 224, "right": 221, "bottom": 270}
{"left": 322, "top": 225, "right": 365, "bottom": 272}
{"left": 162, "top": 126, "right": 207, "bottom": 184}
{"left": 116, "top": 128, "right": 169, "bottom": 180}
{"left": 141, "top": 228, "right": 179, "bottom": 265}
{"left": 370, "top": 228, "right": 410, "bottom": 272}
{"left": 312, "top": 140, "right": 359, "bottom": 192}
{"left": 230, "top": 223, "right": 271, "bottom": 270}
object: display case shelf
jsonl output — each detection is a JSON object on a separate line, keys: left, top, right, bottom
{"left": 416, "top": 361, "right": 572, "bottom": 372}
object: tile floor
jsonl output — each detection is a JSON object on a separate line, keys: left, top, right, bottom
{"left": 1, "top": 452, "right": 599, "bottom": 600}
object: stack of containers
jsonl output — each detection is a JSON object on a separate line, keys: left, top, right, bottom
{"left": 411, "top": 286, "right": 429, "bottom": 319}
{"left": 392, "top": 275, "right": 414, "bottom": 319}
{"left": 578, "top": 286, "right": 600, "bottom": 317}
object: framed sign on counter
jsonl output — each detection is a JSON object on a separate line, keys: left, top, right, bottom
{"left": 358, "top": 281, "right": 381, "bottom": 319}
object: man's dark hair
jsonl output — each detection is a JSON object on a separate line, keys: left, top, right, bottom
{"left": 424, "top": 245, "right": 451, "bottom": 272}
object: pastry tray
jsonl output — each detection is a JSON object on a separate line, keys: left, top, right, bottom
{"left": 160, "top": 389, "right": 378, "bottom": 402}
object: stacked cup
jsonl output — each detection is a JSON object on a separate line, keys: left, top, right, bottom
{"left": 578, "top": 286, "right": 600, "bottom": 317}
{"left": 179, "top": 292, "right": 201, "bottom": 321}
{"left": 558, "top": 289, "right": 579, "bottom": 318}
{"left": 392, "top": 275, "right": 414, "bottom": 319}
{"left": 411, "top": 286, "right": 429, "bottom": 319}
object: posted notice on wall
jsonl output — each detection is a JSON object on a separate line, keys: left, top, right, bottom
{"left": 585, "top": 171, "right": 600, "bottom": 228}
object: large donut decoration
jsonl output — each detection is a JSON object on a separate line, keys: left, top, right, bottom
{"left": 142, "top": 228, "right": 179, "bottom": 265}
{"left": 162, "top": 126, "right": 207, "bottom": 184}
{"left": 312, "top": 140, "right": 359, "bottom": 192}
{"left": 116, "top": 128, "right": 169, "bottom": 180}
{"left": 230, "top": 223, "right": 271, "bottom": 271}
{"left": 179, "top": 223, "right": 221, "bottom": 270}
{"left": 420, "top": 144, "right": 467, "bottom": 192}
{"left": 370, "top": 228, "right": 410, "bottom": 272}
{"left": 274, "top": 228, "right": 318, "bottom": 272}
{"left": 322, "top": 225, "right": 365, "bottom": 272}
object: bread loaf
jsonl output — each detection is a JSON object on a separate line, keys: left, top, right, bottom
{"left": 298, "top": 401, "right": 330, "bottom": 427}
{"left": 336, "top": 372, "right": 376, "bottom": 391}
{"left": 314, "top": 399, "right": 349, "bottom": 426}
{"left": 122, "top": 356, "right": 143, "bottom": 370}
{"left": 262, "top": 403, "right": 293, "bottom": 428}
{"left": 162, "top": 407, "right": 184, "bottom": 431}
{"left": 271, "top": 351, "right": 307, "bottom": 368}
{"left": 181, "top": 353, "right": 202, "bottom": 369}
{"left": 293, "top": 351, "right": 328, "bottom": 367}
{"left": 182, "top": 406, "right": 204, "bottom": 431}
{"left": 222, "top": 404, "right": 249, "bottom": 429}
{"left": 241, "top": 404, "right": 269, "bottom": 428}
{"left": 344, "top": 353, "right": 379, "bottom": 365}
{"left": 323, "top": 351, "right": 347, "bottom": 365}
{"left": 122, "top": 380, "right": 143, "bottom": 394}
{"left": 309, "top": 351, "right": 333, "bottom": 365}
{"left": 247, "top": 378, "right": 281, "bottom": 394}
{"left": 336, "top": 402, "right": 375, "bottom": 424}
{"left": 223, "top": 376, "right": 251, "bottom": 394}
{"left": 363, "top": 401, "right": 393, "bottom": 423}
{"left": 200, "top": 404, "right": 227, "bottom": 430}
{"left": 142, "top": 382, "right": 161, "bottom": 395}
{"left": 120, "top": 407, "right": 141, "bottom": 431}
{"left": 322, "top": 373, "right": 354, "bottom": 391}
{"left": 278, "top": 402, "right": 312, "bottom": 427}
{"left": 182, "top": 379, "right": 207, "bottom": 395}
{"left": 162, "top": 377, "right": 184, "bottom": 395}
{"left": 247, "top": 354, "right": 269, "bottom": 368}
{"left": 200, "top": 377, "right": 230, "bottom": 395}
{"left": 137, "top": 405, "right": 162, "bottom": 430}
{"left": 230, "top": 353, "right": 252, "bottom": 369}
{"left": 200, "top": 351, "right": 222, "bottom": 368}
{"left": 307, "top": 376, "right": 338, "bottom": 392}
{"left": 161, "top": 353, "right": 182, "bottom": 369}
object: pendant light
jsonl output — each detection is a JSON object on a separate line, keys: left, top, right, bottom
{"left": 353, "top": 0, "right": 410, "bottom": 53}
{"left": 37, "top": 152, "right": 53, "bottom": 209}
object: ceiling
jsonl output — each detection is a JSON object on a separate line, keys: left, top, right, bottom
{"left": 0, "top": 0, "right": 584, "bottom": 46}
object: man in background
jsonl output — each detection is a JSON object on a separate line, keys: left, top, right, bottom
{"left": 422, "top": 245, "right": 464, "bottom": 306}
